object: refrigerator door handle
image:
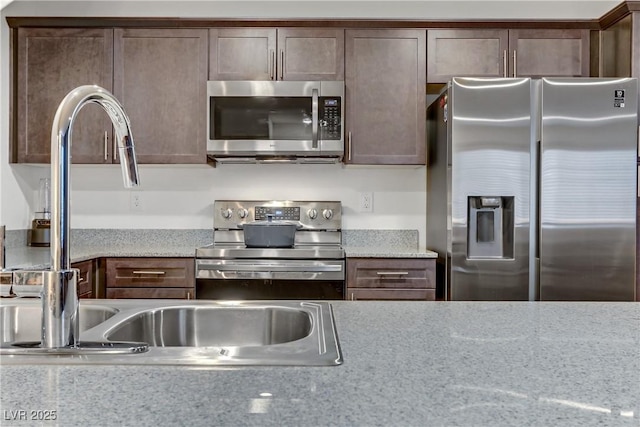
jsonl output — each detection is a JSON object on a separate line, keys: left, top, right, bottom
{"left": 503, "top": 50, "right": 507, "bottom": 78}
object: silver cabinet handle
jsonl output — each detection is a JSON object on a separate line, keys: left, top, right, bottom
{"left": 103, "top": 131, "right": 108, "bottom": 161}
{"left": 350, "top": 292, "right": 355, "bottom": 301}
{"left": 513, "top": 50, "right": 517, "bottom": 77}
{"left": 503, "top": 50, "right": 507, "bottom": 78}
{"left": 347, "top": 132, "right": 352, "bottom": 161}
{"left": 269, "top": 49, "right": 275, "bottom": 80}
{"left": 312, "top": 88, "right": 319, "bottom": 149}
{"left": 77, "top": 277, "right": 84, "bottom": 283}
{"left": 376, "top": 271, "right": 409, "bottom": 276}
{"left": 113, "top": 134, "right": 117, "bottom": 161}
{"left": 280, "top": 49, "right": 284, "bottom": 80}
{"left": 132, "top": 270, "right": 166, "bottom": 275}
{"left": 186, "top": 291, "right": 192, "bottom": 300}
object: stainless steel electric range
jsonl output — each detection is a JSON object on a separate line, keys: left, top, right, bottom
{"left": 195, "top": 200, "right": 345, "bottom": 300}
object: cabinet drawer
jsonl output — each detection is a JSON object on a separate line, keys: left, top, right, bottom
{"left": 106, "top": 258, "right": 195, "bottom": 288}
{"left": 106, "top": 288, "right": 194, "bottom": 299}
{"left": 72, "top": 259, "right": 93, "bottom": 298}
{"left": 347, "top": 288, "right": 435, "bottom": 301}
{"left": 347, "top": 258, "right": 435, "bottom": 289}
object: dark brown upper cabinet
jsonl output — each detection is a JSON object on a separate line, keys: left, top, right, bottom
{"left": 600, "top": 12, "right": 640, "bottom": 79}
{"left": 14, "top": 28, "right": 115, "bottom": 164}
{"left": 209, "top": 28, "right": 344, "bottom": 81}
{"left": 427, "top": 28, "right": 591, "bottom": 83}
{"left": 113, "top": 28, "right": 208, "bottom": 164}
{"left": 345, "top": 29, "right": 426, "bottom": 165}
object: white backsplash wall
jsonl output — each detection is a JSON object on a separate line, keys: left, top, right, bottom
{"left": 7, "top": 164, "right": 428, "bottom": 247}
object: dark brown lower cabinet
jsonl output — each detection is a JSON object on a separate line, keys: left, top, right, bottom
{"left": 72, "top": 259, "right": 95, "bottom": 299}
{"left": 346, "top": 258, "right": 436, "bottom": 301}
{"left": 105, "top": 257, "right": 195, "bottom": 299}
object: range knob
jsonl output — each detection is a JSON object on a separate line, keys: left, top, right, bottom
{"left": 322, "top": 209, "right": 333, "bottom": 220}
{"left": 221, "top": 208, "right": 233, "bottom": 219}
{"left": 237, "top": 208, "right": 248, "bottom": 219}
{"left": 307, "top": 209, "right": 318, "bottom": 220}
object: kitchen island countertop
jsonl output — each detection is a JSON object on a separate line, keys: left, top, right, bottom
{"left": 1, "top": 301, "right": 638, "bottom": 427}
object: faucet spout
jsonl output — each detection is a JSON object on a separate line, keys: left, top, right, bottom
{"left": 45, "top": 85, "right": 140, "bottom": 348}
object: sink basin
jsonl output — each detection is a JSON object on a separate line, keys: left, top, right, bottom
{"left": 0, "top": 300, "right": 342, "bottom": 366}
{"left": 0, "top": 304, "right": 119, "bottom": 344}
{"left": 105, "top": 306, "right": 312, "bottom": 347}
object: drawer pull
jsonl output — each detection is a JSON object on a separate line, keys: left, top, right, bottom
{"left": 376, "top": 271, "right": 409, "bottom": 276}
{"left": 132, "top": 271, "right": 166, "bottom": 276}
{"left": 77, "top": 278, "right": 84, "bottom": 283}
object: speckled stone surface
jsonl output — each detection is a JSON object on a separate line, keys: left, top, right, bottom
{"left": 1, "top": 302, "right": 638, "bottom": 426}
{"left": 4, "top": 229, "right": 212, "bottom": 269}
{"left": 4, "top": 228, "right": 437, "bottom": 267}
{"left": 343, "top": 229, "right": 437, "bottom": 258}
{"left": 3, "top": 229, "right": 28, "bottom": 248}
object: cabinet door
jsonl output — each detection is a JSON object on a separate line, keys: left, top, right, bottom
{"left": 114, "top": 28, "right": 208, "bottom": 164}
{"left": 345, "top": 29, "right": 426, "bottom": 165}
{"left": 209, "top": 28, "right": 276, "bottom": 80}
{"left": 346, "top": 258, "right": 436, "bottom": 300}
{"left": 427, "top": 29, "right": 509, "bottom": 83}
{"left": 278, "top": 28, "right": 344, "bottom": 80}
{"left": 600, "top": 15, "right": 632, "bottom": 78}
{"left": 348, "top": 288, "right": 435, "bottom": 301}
{"left": 15, "top": 28, "right": 114, "bottom": 164}
{"left": 105, "top": 257, "right": 195, "bottom": 288}
{"left": 72, "top": 259, "right": 94, "bottom": 299}
{"left": 508, "top": 29, "right": 590, "bottom": 77}
{"left": 106, "top": 288, "right": 193, "bottom": 299}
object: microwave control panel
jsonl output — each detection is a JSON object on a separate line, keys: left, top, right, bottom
{"left": 319, "top": 97, "right": 342, "bottom": 140}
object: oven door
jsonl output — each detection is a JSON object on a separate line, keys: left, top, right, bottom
{"left": 195, "top": 259, "right": 345, "bottom": 300}
{"left": 207, "top": 81, "right": 344, "bottom": 159}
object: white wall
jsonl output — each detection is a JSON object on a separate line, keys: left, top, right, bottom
{"left": 0, "top": 0, "right": 620, "bottom": 248}
{"left": 8, "top": 163, "right": 427, "bottom": 238}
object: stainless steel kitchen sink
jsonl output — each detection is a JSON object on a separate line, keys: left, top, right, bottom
{"left": 1, "top": 304, "right": 119, "bottom": 344}
{"left": 105, "top": 306, "right": 312, "bottom": 347}
{"left": 0, "top": 300, "right": 342, "bottom": 366}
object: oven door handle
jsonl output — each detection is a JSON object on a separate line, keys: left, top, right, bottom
{"left": 198, "top": 263, "right": 342, "bottom": 273}
{"left": 209, "top": 271, "right": 331, "bottom": 280}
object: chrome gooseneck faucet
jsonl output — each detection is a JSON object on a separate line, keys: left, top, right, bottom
{"left": 45, "top": 85, "right": 139, "bottom": 348}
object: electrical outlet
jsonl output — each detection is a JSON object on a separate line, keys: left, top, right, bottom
{"left": 130, "top": 191, "right": 143, "bottom": 212}
{"left": 359, "top": 192, "right": 373, "bottom": 213}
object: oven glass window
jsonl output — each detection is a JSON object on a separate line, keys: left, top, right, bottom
{"left": 211, "top": 97, "right": 312, "bottom": 140}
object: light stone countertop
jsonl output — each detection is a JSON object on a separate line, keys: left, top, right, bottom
{"left": 0, "top": 301, "right": 638, "bottom": 427}
{"left": 3, "top": 243, "right": 199, "bottom": 269}
{"left": 343, "top": 246, "right": 438, "bottom": 258}
{"left": 4, "top": 228, "right": 437, "bottom": 268}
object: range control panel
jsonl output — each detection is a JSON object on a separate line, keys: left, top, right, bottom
{"left": 255, "top": 206, "right": 300, "bottom": 221}
{"left": 214, "top": 200, "right": 342, "bottom": 230}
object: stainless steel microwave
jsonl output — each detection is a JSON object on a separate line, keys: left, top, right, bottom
{"left": 207, "top": 81, "right": 344, "bottom": 164}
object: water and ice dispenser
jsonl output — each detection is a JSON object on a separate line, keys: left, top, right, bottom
{"left": 467, "top": 196, "right": 514, "bottom": 259}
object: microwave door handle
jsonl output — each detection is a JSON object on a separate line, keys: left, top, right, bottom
{"left": 312, "top": 88, "right": 319, "bottom": 149}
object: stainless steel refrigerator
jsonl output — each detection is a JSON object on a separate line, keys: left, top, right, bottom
{"left": 426, "top": 77, "right": 638, "bottom": 301}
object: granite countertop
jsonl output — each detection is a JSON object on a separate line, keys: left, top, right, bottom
{"left": 5, "top": 244, "right": 437, "bottom": 269}
{"left": 343, "top": 245, "right": 437, "bottom": 258}
{"left": 3, "top": 243, "right": 199, "bottom": 269}
{"left": 1, "top": 301, "right": 638, "bottom": 426}
{"left": 4, "top": 229, "right": 437, "bottom": 268}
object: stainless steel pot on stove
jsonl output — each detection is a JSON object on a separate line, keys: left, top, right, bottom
{"left": 240, "top": 215, "right": 302, "bottom": 248}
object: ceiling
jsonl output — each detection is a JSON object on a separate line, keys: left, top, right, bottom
{"left": 1, "top": 0, "right": 627, "bottom": 20}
